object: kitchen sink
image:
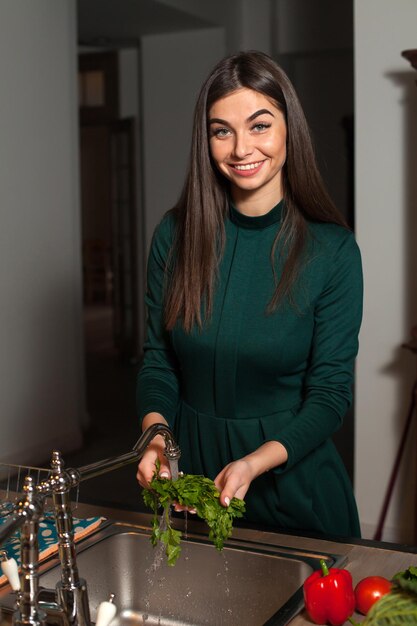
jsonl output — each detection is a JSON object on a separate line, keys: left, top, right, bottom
{"left": 0, "top": 520, "right": 346, "bottom": 626}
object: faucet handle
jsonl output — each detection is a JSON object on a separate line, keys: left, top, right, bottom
{"left": 161, "top": 431, "right": 181, "bottom": 461}
{"left": 95, "top": 593, "right": 117, "bottom": 626}
{"left": 0, "top": 551, "right": 20, "bottom": 592}
{"left": 164, "top": 439, "right": 181, "bottom": 461}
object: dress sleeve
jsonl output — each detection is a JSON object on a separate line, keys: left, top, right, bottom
{"left": 275, "top": 230, "right": 363, "bottom": 472}
{"left": 136, "top": 215, "right": 180, "bottom": 427}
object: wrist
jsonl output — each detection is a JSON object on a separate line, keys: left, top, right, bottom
{"left": 141, "top": 412, "right": 168, "bottom": 432}
{"left": 141, "top": 414, "right": 169, "bottom": 452}
{"left": 244, "top": 441, "right": 288, "bottom": 478}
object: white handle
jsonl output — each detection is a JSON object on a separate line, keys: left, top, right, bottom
{"left": 1, "top": 557, "right": 21, "bottom": 591}
{"left": 95, "top": 595, "right": 117, "bottom": 626}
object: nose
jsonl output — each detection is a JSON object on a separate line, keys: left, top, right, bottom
{"left": 232, "top": 131, "right": 253, "bottom": 159}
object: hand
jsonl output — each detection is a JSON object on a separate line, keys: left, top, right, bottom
{"left": 137, "top": 443, "right": 197, "bottom": 513}
{"left": 136, "top": 434, "right": 171, "bottom": 488}
{"left": 214, "top": 459, "right": 255, "bottom": 507}
{"left": 214, "top": 441, "right": 288, "bottom": 507}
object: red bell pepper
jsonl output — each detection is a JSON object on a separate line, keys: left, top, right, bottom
{"left": 303, "top": 559, "right": 355, "bottom": 625}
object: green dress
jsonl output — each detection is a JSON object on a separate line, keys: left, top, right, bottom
{"left": 137, "top": 200, "right": 363, "bottom": 538}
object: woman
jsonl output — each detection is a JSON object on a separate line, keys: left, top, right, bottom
{"left": 136, "top": 50, "right": 363, "bottom": 538}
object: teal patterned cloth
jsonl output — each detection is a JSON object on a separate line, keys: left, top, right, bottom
{"left": 0, "top": 512, "right": 104, "bottom": 584}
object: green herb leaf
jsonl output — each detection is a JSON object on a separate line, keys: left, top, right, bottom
{"left": 142, "top": 469, "right": 245, "bottom": 566}
{"left": 392, "top": 566, "right": 417, "bottom": 596}
{"left": 359, "top": 589, "right": 417, "bottom": 625}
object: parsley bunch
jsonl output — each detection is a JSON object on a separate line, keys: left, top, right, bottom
{"left": 142, "top": 467, "right": 245, "bottom": 566}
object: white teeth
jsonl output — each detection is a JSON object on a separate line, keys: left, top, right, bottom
{"left": 233, "top": 162, "right": 262, "bottom": 171}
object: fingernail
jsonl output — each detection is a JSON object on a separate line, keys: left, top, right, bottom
{"left": 224, "top": 497, "right": 230, "bottom": 506}
{"left": 160, "top": 472, "right": 169, "bottom": 478}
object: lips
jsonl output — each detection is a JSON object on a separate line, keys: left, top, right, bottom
{"left": 229, "top": 160, "right": 265, "bottom": 176}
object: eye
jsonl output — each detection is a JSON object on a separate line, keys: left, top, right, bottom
{"left": 211, "top": 127, "right": 231, "bottom": 138}
{"left": 251, "top": 122, "right": 271, "bottom": 132}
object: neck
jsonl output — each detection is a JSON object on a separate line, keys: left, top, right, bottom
{"left": 231, "top": 187, "right": 283, "bottom": 217}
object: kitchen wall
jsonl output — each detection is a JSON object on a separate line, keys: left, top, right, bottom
{"left": 354, "top": 0, "right": 417, "bottom": 543}
{"left": 157, "top": 0, "right": 273, "bottom": 55}
{"left": 273, "top": 0, "right": 354, "bottom": 226}
{"left": 0, "top": 0, "right": 85, "bottom": 464}
{"left": 140, "top": 29, "right": 225, "bottom": 249}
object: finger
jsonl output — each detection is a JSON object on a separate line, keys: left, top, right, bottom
{"left": 158, "top": 461, "right": 171, "bottom": 479}
{"left": 220, "top": 486, "right": 248, "bottom": 506}
{"left": 219, "top": 480, "right": 239, "bottom": 507}
{"left": 136, "top": 454, "right": 159, "bottom": 487}
{"left": 219, "top": 472, "right": 248, "bottom": 507}
{"left": 214, "top": 470, "right": 240, "bottom": 505}
{"left": 213, "top": 465, "right": 230, "bottom": 492}
{"left": 136, "top": 470, "right": 148, "bottom": 489}
{"left": 172, "top": 503, "right": 197, "bottom": 514}
{"left": 136, "top": 467, "right": 154, "bottom": 488}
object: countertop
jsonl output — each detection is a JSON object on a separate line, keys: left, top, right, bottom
{"left": 1, "top": 495, "right": 416, "bottom": 625}
{"left": 73, "top": 501, "right": 417, "bottom": 625}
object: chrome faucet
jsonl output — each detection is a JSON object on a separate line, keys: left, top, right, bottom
{"left": 0, "top": 424, "right": 180, "bottom": 626}
{"left": 75, "top": 423, "right": 181, "bottom": 483}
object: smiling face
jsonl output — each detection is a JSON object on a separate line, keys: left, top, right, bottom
{"left": 208, "top": 87, "right": 287, "bottom": 215}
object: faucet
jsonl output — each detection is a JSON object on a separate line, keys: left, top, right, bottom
{"left": 74, "top": 423, "right": 181, "bottom": 483}
{"left": 0, "top": 424, "right": 180, "bottom": 626}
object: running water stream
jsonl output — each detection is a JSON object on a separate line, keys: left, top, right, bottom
{"left": 142, "top": 460, "right": 233, "bottom": 624}
{"left": 142, "top": 460, "right": 179, "bottom": 624}
{"left": 142, "top": 507, "right": 170, "bottom": 624}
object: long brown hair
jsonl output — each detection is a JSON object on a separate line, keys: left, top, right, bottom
{"left": 164, "top": 51, "right": 348, "bottom": 331}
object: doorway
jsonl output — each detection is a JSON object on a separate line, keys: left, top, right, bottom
{"left": 79, "top": 50, "right": 142, "bottom": 363}
{"left": 64, "top": 49, "right": 146, "bottom": 509}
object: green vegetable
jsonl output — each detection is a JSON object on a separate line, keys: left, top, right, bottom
{"left": 142, "top": 466, "right": 245, "bottom": 566}
{"left": 392, "top": 566, "right": 417, "bottom": 596}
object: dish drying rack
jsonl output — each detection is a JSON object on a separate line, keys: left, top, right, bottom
{"left": 1, "top": 462, "right": 50, "bottom": 520}
{"left": 0, "top": 461, "right": 81, "bottom": 520}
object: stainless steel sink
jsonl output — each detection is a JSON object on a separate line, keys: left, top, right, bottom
{"left": 0, "top": 520, "right": 346, "bottom": 626}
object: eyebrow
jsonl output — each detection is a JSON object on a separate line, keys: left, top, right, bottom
{"left": 248, "top": 108, "right": 275, "bottom": 122}
{"left": 208, "top": 108, "right": 275, "bottom": 125}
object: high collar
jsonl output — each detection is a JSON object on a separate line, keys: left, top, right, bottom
{"left": 229, "top": 198, "right": 284, "bottom": 230}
